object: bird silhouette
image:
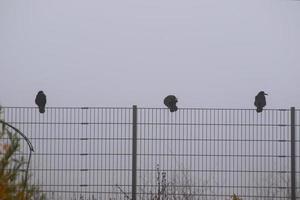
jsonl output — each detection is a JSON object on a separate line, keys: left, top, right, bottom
{"left": 35, "top": 91, "right": 47, "bottom": 114}
{"left": 164, "top": 95, "right": 178, "bottom": 112}
{"left": 254, "top": 91, "right": 267, "bottom": 113}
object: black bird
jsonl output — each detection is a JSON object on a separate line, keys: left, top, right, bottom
{"left": 254, "top": 91, "right": 267, "bottom": 113}
{"left": 35, "top": 91, "right": 47, "bottom": 114}
{"left": 164, "top": 95, "right": 178, "bottom": 112}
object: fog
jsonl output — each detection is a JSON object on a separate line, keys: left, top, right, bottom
{"left": 1, "top": 1, "right": 300, "bottom": 199}
{"left": 1, "top": 0, "right": 300, "bottom": 108}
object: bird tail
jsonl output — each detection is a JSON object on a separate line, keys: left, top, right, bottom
{"left": 39, "top": 107, "right": 45, "bottom": 114}
{"left": 169, "top": 106, "right": 178, "bottom": 112}
{"left": 256, "top": 107, "right": 263, "bottom": 113}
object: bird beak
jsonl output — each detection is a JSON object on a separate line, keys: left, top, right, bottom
{"left": 264, "top": 93, "right": 268, "bottom": 95}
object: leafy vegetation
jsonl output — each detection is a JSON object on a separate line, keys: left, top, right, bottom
{"left": 0, "top": 121, "right": 45, "bottom": 200}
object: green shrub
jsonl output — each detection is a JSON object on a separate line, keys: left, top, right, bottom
{"left": 0, "top": 121, "right": 45, "bottom": 200}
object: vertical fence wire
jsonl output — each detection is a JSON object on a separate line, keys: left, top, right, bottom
{"left": 295, "top": 109, "right": 300, "bottom": 199}
{"left": 290, "top": 107, "right": 296, "bottom": 200}
{"left": 0, "top": 107, "right": 298, "bottom": 199}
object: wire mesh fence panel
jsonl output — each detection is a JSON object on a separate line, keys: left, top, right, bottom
{"left": 0, "top": 107, "right": 133, "bottom": 200}
{"left": 0, "top": 107, "right": 299, "bottom": 200}
{"left": 136, "top": 108, "right": 295, "bottom": 200}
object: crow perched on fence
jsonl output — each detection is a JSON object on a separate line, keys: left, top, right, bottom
{"left": 35, "top": 91, "right": 47, "bottom": 114}
{"left": 254, "top": 91, "right": 267, "bottom": 113}
{"left": 164, "top": 95, "right": 178, "bottom": 112}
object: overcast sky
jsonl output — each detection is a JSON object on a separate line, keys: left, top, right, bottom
{"left": 0, "top": 0, "right": 299, "bottom": 108}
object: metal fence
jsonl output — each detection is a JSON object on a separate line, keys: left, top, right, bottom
{"left": 0, "top": 106, "right": 299, "bottom": 200}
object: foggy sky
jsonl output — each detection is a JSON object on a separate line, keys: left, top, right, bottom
{"left": 1, "top": 0, "right": 300, "bottom": 108}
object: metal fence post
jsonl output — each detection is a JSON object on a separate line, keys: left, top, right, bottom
{"left": 290, "top": 107, "right": 296, "bottom": 200}
{"left": 132, "top": 105, "right": 137, "bottom": 200}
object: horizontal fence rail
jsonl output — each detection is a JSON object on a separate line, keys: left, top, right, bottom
{"left": 0, "top": 107, "right": 299, "bottom": 200}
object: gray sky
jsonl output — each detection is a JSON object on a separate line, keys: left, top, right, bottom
{"left": 1, "top": 0, "right": 300, "bottom": 108}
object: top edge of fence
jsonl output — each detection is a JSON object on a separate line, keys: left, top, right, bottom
{"left": 138, "top": 108, "right": 292, "bottom": 111}
{"left": 0, "top": 106, "right": 294, "bottom": 111}
{"left": 0, "top": 106, "right": 132, "bottom": 109}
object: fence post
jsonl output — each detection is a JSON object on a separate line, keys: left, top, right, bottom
{"left": 132, "top": 105, "right": 137, "bottom": 200}
{"left": 290, "top": 107, "right": 296, "bottom": 200}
